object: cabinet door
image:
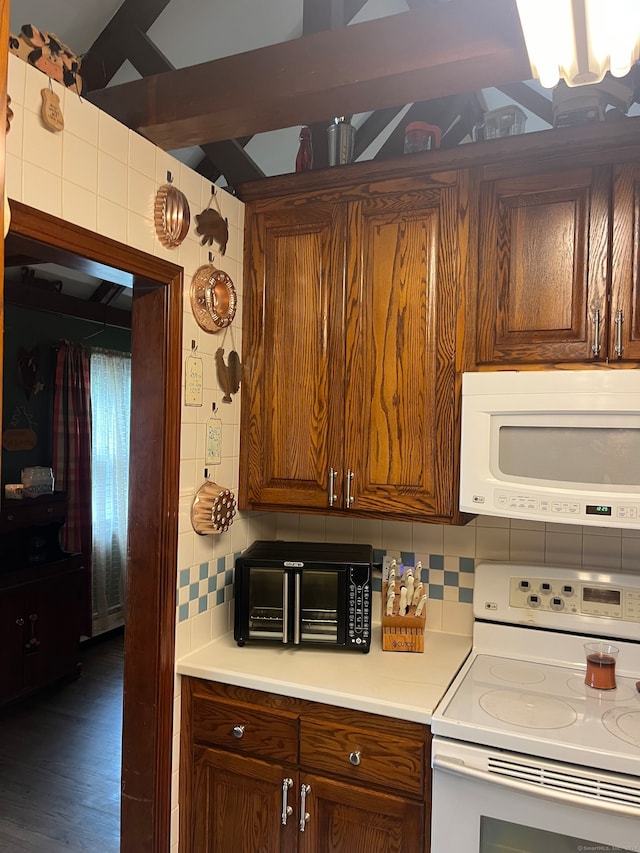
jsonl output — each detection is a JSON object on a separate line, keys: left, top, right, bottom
{"left": 22, "top": 567, "right": 83, "bottom": 691}
{"left": 299, "top": 773, "right": 423, "bottom": 853}
{"left": 241, "top": 202, "right": 347, "bottom": 510}
{"left": 476, "top": 166, "right": 610, "bottom": 364}
{"left": 611, "top": 163, "right": 640, "bottom": 361}
{"left": 0, "top": 585, "right": 27, "bottom": 701}
{"left": 190, "top": 746, "right": 296, "bottom": 853}
{"left": 345, "top": 187, "right": 458, "bottom": 519}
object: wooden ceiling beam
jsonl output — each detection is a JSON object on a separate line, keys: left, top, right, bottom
{"left": 81, "top": 0, "right": 172, "bottom": 91}
{"left": 4, "top": 281, "right": 131, "bottom": 328}
{"left": 87, "top": 0, "right": 531, "bottom": 151}
{"left": 495, "top": 81, "right": 554, "bottom": 125}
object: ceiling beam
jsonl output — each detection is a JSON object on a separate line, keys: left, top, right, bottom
{"left": 81, "top": 0, "right": 172, "bottom": 91}
{"left": 87, "top": 0, "right": 531, "bottom": 151}
{"left": 496, "top": 82, "right": 554, "bottom": 125}
{"left": 4, "top": 281, "right": 131, "bottom": 329}
{"left": 115, "top": 25, "right": 265, "bottom": 185}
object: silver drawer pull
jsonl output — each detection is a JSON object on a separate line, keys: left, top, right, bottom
{"left": 349, "top": 750, "right": 361, "bottom": 766}
{"left": 232, "top": 725, "right": 245, "bottom": 739}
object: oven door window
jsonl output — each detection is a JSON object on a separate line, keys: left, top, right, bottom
{"left": 480, "top": 817, "right": 634, "bottom": 853}
{"left": 298, "top": 570, "right": 343, "bottom": 644}
{"left": 247, "top": 567, "right": 286, "bottom": 640}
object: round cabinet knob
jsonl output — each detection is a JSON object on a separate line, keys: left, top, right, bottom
{"left": 232, "top": 725, "right": 245, "bottom": 739}
{"left": 349, "top": 750, "right": 361, "bottom": 766}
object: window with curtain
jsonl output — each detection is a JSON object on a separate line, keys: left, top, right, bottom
{"left": 90, "top": 348, "right": 131, "bottom": 635}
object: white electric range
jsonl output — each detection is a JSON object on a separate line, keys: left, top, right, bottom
{"left": 431, "top": 562, "right": 640, "bottom": 853}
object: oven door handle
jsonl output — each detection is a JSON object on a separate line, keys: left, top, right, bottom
{"left": 433, "top": 755, "right": 640, "bottom": 819}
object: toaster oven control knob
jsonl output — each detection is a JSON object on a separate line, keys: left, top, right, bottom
{"left": 550, "top": 597, "right": 564, "bottom": 611}
{"left": 232, "top": 725, "right": 245, "bottom": 739}
{"left": 527, "top": 594, "right": 541, "bottom": 608}
{"left": 349, "top": 750, "right": 361, "bottom": 766}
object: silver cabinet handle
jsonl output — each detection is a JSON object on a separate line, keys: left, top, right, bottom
{"left": 328, "top": 467, "right": 338, "bottom": 507}
{"left": 299, "top": 783, "right": 311, "bottom": 832}
{"left": 282, "top": 571, "right": 289, "bottom": 645}
{"left": 592, "top": 309, "right": 601, "bottom": 355}
{"left": 232, "top": 725, "right": 245, "bottom": 739}
{"left": 615, "top": 309, "right": 624, "bottom": 357}
{"left": 345, "top": 469, "right": 354, "bottom": 509}
{"left": 293, "top": 573, "right": 301, "bottom": 645}
{"left": 349, "top": 750, "right": 361, "bottom": 766}
{"left": 281, "top": 777, "right": 293, "bottom": 825}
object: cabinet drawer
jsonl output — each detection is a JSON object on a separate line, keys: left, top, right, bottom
{"left": 191, "top": 694, "right": 298, "bottom": 763}
{"left": 299, "top": 718, "right": 425, "bottom": 797}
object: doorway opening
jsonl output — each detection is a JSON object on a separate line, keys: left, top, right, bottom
{"left": 3, "top": 200, "right": 182, "bottom": 853}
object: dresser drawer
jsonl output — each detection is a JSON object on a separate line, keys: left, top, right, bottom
{"left": 299, "top": 717, "right": 425, "bottom": 797}
{"left": 192, "top": 694, "right": 298, "bottom": 763}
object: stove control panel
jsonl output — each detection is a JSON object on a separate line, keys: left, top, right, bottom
{"left": 509, "top": 577, "right": 640, "bottom": 622}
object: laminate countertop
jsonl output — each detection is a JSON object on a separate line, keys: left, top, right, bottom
{"left": 177, "top": 625, "right": 471, "bottom": 725}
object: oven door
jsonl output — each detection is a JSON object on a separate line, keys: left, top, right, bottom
{"left": 295, "top": 567, "right": 346, "bottom": 646}
{"left": 431, "top": 738, "right": 640, "bottom": 853}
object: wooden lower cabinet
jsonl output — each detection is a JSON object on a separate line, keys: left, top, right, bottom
{"left": 180, "top": 678, "right": 431, "bottom": 853}
{"left": 301, "top": 773, "right": 423, "bottom": 853}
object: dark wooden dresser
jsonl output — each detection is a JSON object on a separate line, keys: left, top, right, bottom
{"left": 0, "top": 492, "right": 84, "bottom": 704}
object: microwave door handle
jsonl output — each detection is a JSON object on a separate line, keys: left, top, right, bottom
{"left": 433, "top": 755, "right": 639, "bottom": 819}
{"left": 293, "top": 572, "right": 301, "bottom": 645}
{"left": 282, "top": 571, "right": 289, "bottom": 644}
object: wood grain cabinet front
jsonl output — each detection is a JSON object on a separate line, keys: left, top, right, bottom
{"left": 180, "top": 678, "right": 431, "bottom": 853}
{"left": 474, "top": 159, "right": 640, "bottom": 366}
{"left": 240, "top": 173, "right": 466, "bottom": 524}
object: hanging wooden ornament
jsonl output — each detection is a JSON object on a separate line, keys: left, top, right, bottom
{"left": 41, "top": 83, "right": 64, "bottom": 132}
{"left": 154, "top": 180, "right": 190, "bottom": 248}
{"left": 189, "top": 264, "right": 237, "bottom": 333}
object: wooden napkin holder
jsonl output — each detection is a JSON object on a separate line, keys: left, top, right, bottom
{"left": 381, "top": 580, "right": 426, "bottom": 653}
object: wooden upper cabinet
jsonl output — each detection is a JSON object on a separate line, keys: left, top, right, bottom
{"left": 611, "top": 163, "right": 640, "bottom": 361}
{"left": 240, "top": 176, "right": 464, "bottom": 523}
{"left": 475, "top": 165, "right": 611, "bottom": 364}
{"left": 344, "top": 187, "right": 458, "bottom": 519}
{"left": 242, "top": 202, "right": 347, "bottom": 510}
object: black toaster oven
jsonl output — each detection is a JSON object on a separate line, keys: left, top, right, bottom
{"left": 234, "top": 540, "right": 372, "bottom": 652}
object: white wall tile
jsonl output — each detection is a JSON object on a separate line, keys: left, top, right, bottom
{"left": 22, "top": 162, "right": 62, "bottom": 217}
{"left": 442, "top": 601, "right": 473, "bottom": 635}
{"left": 508, "top": 528, "right": 546, "bottom": 564}
{"left": 98, "top": 153, "right": 128, "bottom": 208}
{"left": 412, "top": 522, "right": 444, "bottom": 555}
{"left": 582, "top": 532, "right": 622, "bottom": 571}
{"left": 8, "top": 55, "right": 26, "bottom": 106}
{"left": 475, "top": 524, "right": 510, "bottom": 561}
{"left": 63, "top": 94, "right": 99, "bottom": 146}
{"left": 62, "top": 133, "right": 98, "bottom": 194}
{"left": 443, "top": 523, "right": 476, "bottom": 557}
{"left": 62, "top": 181, "right": 97, "bottom": 232}
{"left": 5, "top": 153, "right": 23, "bottom": 201}
{"left": 99, "top": 111, "right": 130, "bottom": 163}
{"left": 127, "top": 210, "right": 155, "bottom": 255}
{"left": 129, "top": 131, "right": 157, "bottom": 179}
{"left": 544, "top": 530, "right": 583, "bottom": 566}
{"left": 22, "top": 108, "right": 63, "bottom": 174}
{"left": 96, "top": 198, "right": 128, "bottom": 245}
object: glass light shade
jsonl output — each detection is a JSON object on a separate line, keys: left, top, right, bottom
{"left": 516, "top": 0, "right": 640, "bottom": 88}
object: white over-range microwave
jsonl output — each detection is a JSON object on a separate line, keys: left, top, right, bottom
{"left": 459, "top": 369, "right": 640, "bottom": 529}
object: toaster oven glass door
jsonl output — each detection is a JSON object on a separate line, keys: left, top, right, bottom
{"left": 247, "top": 567, "right": 287, "bottom": 642}
{"left": 297, "top": 569, "right": 342, "bottom": 644}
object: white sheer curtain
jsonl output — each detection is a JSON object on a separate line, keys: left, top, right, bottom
{"left": 90, "top": 349, "right": 131, "bottom": 635}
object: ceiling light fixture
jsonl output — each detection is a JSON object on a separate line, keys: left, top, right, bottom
{"left": 516, "top": 0, "right": 640, "bottom": 89}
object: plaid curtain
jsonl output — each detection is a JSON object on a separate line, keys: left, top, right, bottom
{"left": 53, "top": 341, "right": 93, "bottom": 637}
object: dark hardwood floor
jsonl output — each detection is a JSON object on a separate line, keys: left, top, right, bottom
{"left": 0, "top": 629, "right": 123, "bottom": 853}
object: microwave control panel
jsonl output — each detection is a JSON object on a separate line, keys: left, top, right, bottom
{"left": 348, "top": 565, "right": 371, "bottom": 648}
{"left": 491, "top": 489, "right": 640, "bottom": 527}
{"left": 508, "top": 577, "right": 640, "bottom": 623}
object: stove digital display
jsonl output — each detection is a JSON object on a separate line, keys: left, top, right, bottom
{"left": 586, "top": 504, "right": 612, "bottom": 516}
{"left": 583, "top": 586, "right": 621, "bottom": 606}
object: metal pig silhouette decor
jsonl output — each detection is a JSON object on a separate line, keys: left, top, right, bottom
{"left": 215, "top": 348, "right": 242, "bottom": 403}
{"left": 195, "top": 191, "right": 228, "bottom": 254}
